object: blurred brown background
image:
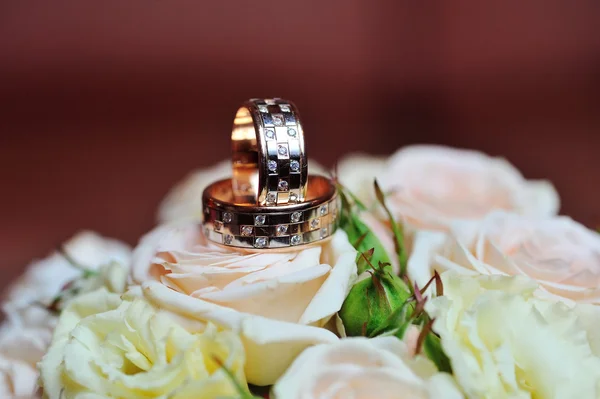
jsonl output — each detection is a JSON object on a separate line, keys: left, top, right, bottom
{"left": 1, "top": 1, "right": 600, "bottom": 285}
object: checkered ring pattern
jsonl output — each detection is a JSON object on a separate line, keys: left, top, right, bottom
{"left": 251, "top": 98, "right": 307, "bottom": 206}
{"left": 203, "top": 195, "right": 339, "bottom": 249}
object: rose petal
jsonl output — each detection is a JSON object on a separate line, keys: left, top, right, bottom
{"left": 141, "top": 281, "right": 339, "bottom": 385}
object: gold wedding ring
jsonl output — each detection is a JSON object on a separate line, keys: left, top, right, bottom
{"left": 231, "top": 98, "right": 307, "bottom": 206}
{"left": 203, "top": 176, "right": 338, "bottom": 249}
{"left": 202, "top": 98, "right": 338, "bottom": 250}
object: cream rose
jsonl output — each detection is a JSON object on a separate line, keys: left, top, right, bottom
{"left": 409, "top": 211, "right": 600, "bottom": 304}
{"left": 40, "top": 288, "right": 247, "bottom": 399}
{"left": 427, "top": 272, "right": 600, "bottom": 398}
{"left": 272, "top": 336, "right": 463, "bottom": 399}
{"left": 157, "top": 159, "right": 328, "bottom": 223}
{"left": 131, "top": 220, "right": 357, "bottom": 385}
{"left": 337, "top": 145, "right": 559, "bottom": 232}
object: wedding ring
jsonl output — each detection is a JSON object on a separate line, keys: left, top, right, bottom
{"left": 231, "top": 98, "right": 308, "bottom": 206}
{"left": 203, "top": 175, "right": 338, "bottom": 250}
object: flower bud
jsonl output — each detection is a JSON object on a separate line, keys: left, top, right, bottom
{"left": 339, "top": 265, "right": 412, "bottom": 337}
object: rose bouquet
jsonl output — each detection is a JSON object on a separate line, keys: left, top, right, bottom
{"left": 4, "top": 144, "right": 600, "bottom": 399}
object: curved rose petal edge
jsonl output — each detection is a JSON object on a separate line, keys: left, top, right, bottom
{"left": 141, "top": 281, "right": 339, "bottom": 386}
{"left": 298, "top": 230, "right": 358, "bottom": 326}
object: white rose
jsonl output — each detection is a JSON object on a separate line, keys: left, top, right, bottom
{"left": 131, "top": 220, "right": 357, "bottom": 385}
{"left": 427, "top": 272, "right": 600, "bottom": 398}
{"left": 5, "top": 231, "right": 131, "bottom": 307}
{"left": 157, "top": 159, "right": 328, "bottom": 223}
{"left": 409, "top": 211, "right": 600, "bottom": 304}
{"left": 272, "top": 336, "right": 463, "bottom": 399}
{"left": 40, "top": 289, "right": 247, "bottom": 399}
{"left": 336, "top": 145, "right": 559, "bottom": 232}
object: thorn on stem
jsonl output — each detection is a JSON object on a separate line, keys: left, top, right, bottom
{"left": 415, "top": 318, "right": 435, "bottom": 356}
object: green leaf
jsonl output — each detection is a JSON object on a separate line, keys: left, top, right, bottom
{"left": 344, "top": 214, "right": 394, "bottom": 274}
{"left": 374, "top": 180, "right": 408, "bottom": 277}
{"left": 336, "top": 181, "right": 401, "bottom": 274}
{"left": 356, "top": 248, "right": 375, "bottom": 275}
{"left": 343, "top": 186, "right": 368, "bottom": 211}
{"left": 423, "top": 332, "right": 453, "bottom": 373}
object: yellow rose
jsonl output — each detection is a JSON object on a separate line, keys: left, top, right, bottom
{"left": 409, "top": 211, "right": 600, "bottom": 304}
{"left": 427, "top": 272, "right": 600, "bottom": 398}
{"left": 40, "top": 289, "right": 247, "bottom": 399}
{"left": 131, "top": 221, "right": 357, "bottom": 385}
{"left": 337, "top": 145, "right": 559, "bottom": 232}
{"left": 272, "top": 336, "right": 463, "bottom": 399}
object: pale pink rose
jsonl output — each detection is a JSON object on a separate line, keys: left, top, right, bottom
{"left": 409, "top": 211, "right": 600, "bottom": 304}
{"left": 402, "top": 324, "right": 422, "bottom": 357}
{"left": 0, "top": 305, "right": 55, "bottom": 399}
{"left": 157, "top": 160, "right": 328, "bottom": 223}
{"left": 336, "top": 153, "right": 387, "bottom": 205}
{"left": 5, "top": 231, "right": 131, "bottom": 307}
{"left": 272, "top": 337, "right": 463, "bottom": 399}
{"left": 337, "top": 145, "right": 559, "bottom": 232}
{"left": 131, "top": 221, "right": 357, "bottom": 385}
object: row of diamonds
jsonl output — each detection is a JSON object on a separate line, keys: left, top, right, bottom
{"left": 205, "top": 222, "right": 336, "bottom": 249}
{"left": 203, "top": 197, "right": 339, "bottom": 248}
{"left": 215, "top": 217, "right": 327, "bottom": 237}
{"left": 205, "top": 202, "right": 334, "bottom": 226}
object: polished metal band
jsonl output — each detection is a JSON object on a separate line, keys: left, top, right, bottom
{"left": 203, "top": 176, "right": 338, "bottom": 250}
{"left": 231, "top": 98, "right": 308, "bottom": 206}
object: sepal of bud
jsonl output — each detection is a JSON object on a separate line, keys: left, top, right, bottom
{"left": 339, "top": 261, "right": 412, "bottom": 337}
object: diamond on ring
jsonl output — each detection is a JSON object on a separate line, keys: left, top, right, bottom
{"left": 278, "top": 180, "right": 289, "bottom": 191}
{"left": 291, "top": 234, "right": 302, "bottom": 246}
{"left": 268, "top": 160, "right": 278, "bottom": 172}
{"left": 276, "top": 225, "right": 288, "bottom": 235}
{"left": 290, "top": 160, "right": 300, "bottom": 172}
{"left": 291, "top": 211, "right": 302, "bottom": 223}
{"left": 255, "top": 237, "right": 268, "bottom": 248}
{"left": 272, "top": 114, "right": 284, "bottom": 126}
